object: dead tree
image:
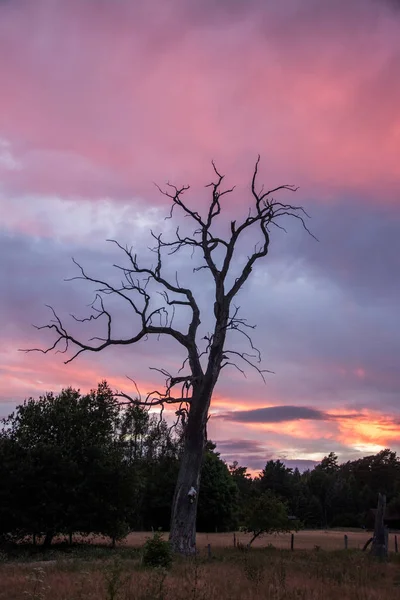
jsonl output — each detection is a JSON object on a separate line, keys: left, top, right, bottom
{"left": 23, "top": 157, "right": 314, "bottom": 555}
{"left": 371, "top": 493, "right": 388, "bottom": 559}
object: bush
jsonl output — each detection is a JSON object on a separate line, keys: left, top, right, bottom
{"left": 142, "top": 531, "right": 172, "bottom": 569}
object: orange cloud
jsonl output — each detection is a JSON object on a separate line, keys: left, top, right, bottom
{"left": 336, "top": 410, "right": 400, "bottom": 449}
{"left": 0, "top": 350, "right": 164, "bottom": 407}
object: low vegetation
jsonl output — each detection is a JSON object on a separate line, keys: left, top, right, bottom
{"left": 142, "top": 532, "right": 173, "bottom": 569}
{"left": 1, "top": 544, "right": 399, "bottom": 600}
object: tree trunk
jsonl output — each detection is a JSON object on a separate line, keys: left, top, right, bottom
{"left": 362, "top": 537, "right": 373, "bottom": 551}
{"left": 249, "top": 531, "right": 261, "bottom": 546}
{"left": 169, "top": 301, "right": 228, "bottom": 555}
{"left": 43, "top": 530, "right": 54, "bottom": 549}
{"left": 169, "top": 391, "right": 211, "bottom": 555}
{"left": 371, "top": 493, "right": 388, "bottom": 559}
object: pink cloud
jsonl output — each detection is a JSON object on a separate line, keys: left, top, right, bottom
{"left": 0, "top": 0, "right": 399, "bottom": 203}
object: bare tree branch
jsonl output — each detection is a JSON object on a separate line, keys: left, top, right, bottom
{"left": 24, "top": 156, "right": 314, "bottom": 435}
{"left": 114, "top": 375, "right": 192, "bottom": 409}
{"left": 24, "top": 156, "right": 316, "bottom": 555}
{"left": 222, "top": 349, "right": 274, "bottom": 383}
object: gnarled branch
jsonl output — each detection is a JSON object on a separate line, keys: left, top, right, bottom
{"left": 23, "top": 156, "right": 315, "bottom": 422}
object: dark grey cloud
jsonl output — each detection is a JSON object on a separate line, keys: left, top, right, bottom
{"left": 218, "top": 406, "right": 328, "bottom": 424}
{"left": 217, "top": 406, "right": 365, "bottom": 425}
{"left": 274, "top": 197, "right": 400, "bottom": 305}
{"left": 215, "top": 438, "right": 268, "bottom": 455}
{"left": 0, "top": 231, "right": 114, "bottom": 339}
{"left": 180, "top": 0, "right": 400, "bottom": 27}
{"left": 218, "top": 196, "right": 400, "bottom": 412}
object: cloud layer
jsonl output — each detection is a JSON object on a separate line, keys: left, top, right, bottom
{"left": 1, "top": 0, "right": 399, "bottom": 471}
{"left": 218, "top": 406, "right": 329, "bottom": 423}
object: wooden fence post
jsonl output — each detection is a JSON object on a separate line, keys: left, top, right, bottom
{"left": 395, "top": 535, "right": 398, "bottom": 553}
{"left": 291, "top": 533, "right": 294, "bottom": 551}
{"left": 344, "top": 534, "right": 348, "bottom": 550}
{"left": 207, "top": 543, "right": 211, "bottom": 559}
{"left": 233, "top": 532, "right": 236, "bottom": 547}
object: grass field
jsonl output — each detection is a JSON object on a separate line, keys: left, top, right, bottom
{"left": 1, "top": 545, "right": 399, "bottom": 600}
{"left": 23, "top": 528, "right": 394, "bottom": 553}
{"left": 125, "top": 529, "right": 398, "bottom": 552}
{"left": 1, "top": 530, "right": 400, "bottom": 599}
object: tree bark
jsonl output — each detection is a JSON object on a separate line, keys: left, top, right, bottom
{"left": 371, "top": 493, "right": 388, "bottom": 559}
{"left": 169, "top": 389, "right": 211, "bottom": 555}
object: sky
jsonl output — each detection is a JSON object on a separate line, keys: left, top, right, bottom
{"left": 1, "top": 0, "right": 399, "bottom": 473}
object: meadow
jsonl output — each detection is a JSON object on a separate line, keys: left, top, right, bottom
{"left": 1, "top": 531, "right": 399, "bottom": 600}
{"left": 126, "top": 530, "right": 398, "bottom": 552}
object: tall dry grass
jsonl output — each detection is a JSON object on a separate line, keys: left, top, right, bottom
{"left": 1, "top": 547, "right": 399, "bottom": 600}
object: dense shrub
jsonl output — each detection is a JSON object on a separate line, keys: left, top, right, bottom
{"left": 142, "top": 531, "right": 173, "bottom": 569}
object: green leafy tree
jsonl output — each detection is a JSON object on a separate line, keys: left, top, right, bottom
{"left": 350, "top": 449, "right": 400, "bottom": 500}
{"left": 308, "top": 466, "right": 335, "bottom": 528}
{"left": 229, "top": 461, "right": 253, "bottom": 526}
{"left": 244, "top": 490, "right": 298, "bottom": 546}
{"left": 0, "top": 382, "right": 139, "bottom": 546}
{"left": 290, "top": 472, "right": 323, "bottom": 528}
{"left": 119, "top": 403, "right": 150, "bottom": 463}
{"left": 258, "top": 460, "right": 294, "bottom": 502}
{"left": 197, "top": 442, "right": 238, "bottom": 532}
{"left": 0, "top": 436, "right": 31, "bottom": 543}
{"left": 138, "top": 416, "right": 181, "bottom": 531}
{"left": 318, "top": 452, "right": 339, "bottom": 474}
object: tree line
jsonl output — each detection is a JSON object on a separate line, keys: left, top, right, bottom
{"left": 1, "top": 381, "right": 399, "bottom": 547}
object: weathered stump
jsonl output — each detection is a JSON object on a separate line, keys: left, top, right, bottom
{"left": 371, "top": 493, "right": 388, "bottom": 559}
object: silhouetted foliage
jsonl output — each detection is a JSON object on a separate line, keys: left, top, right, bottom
{"left": 1, "top": 382, "right": 400, "bottom": 547}
{"left": 0, "top": 382, "right": 138, "bottom": 545}
{"left": 197, "top": 442, "right": 238, "bottom": 532}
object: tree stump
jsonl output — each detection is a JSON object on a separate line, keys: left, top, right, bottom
{"left": 371, "top": 493, "right": 388, "bottom": 559}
